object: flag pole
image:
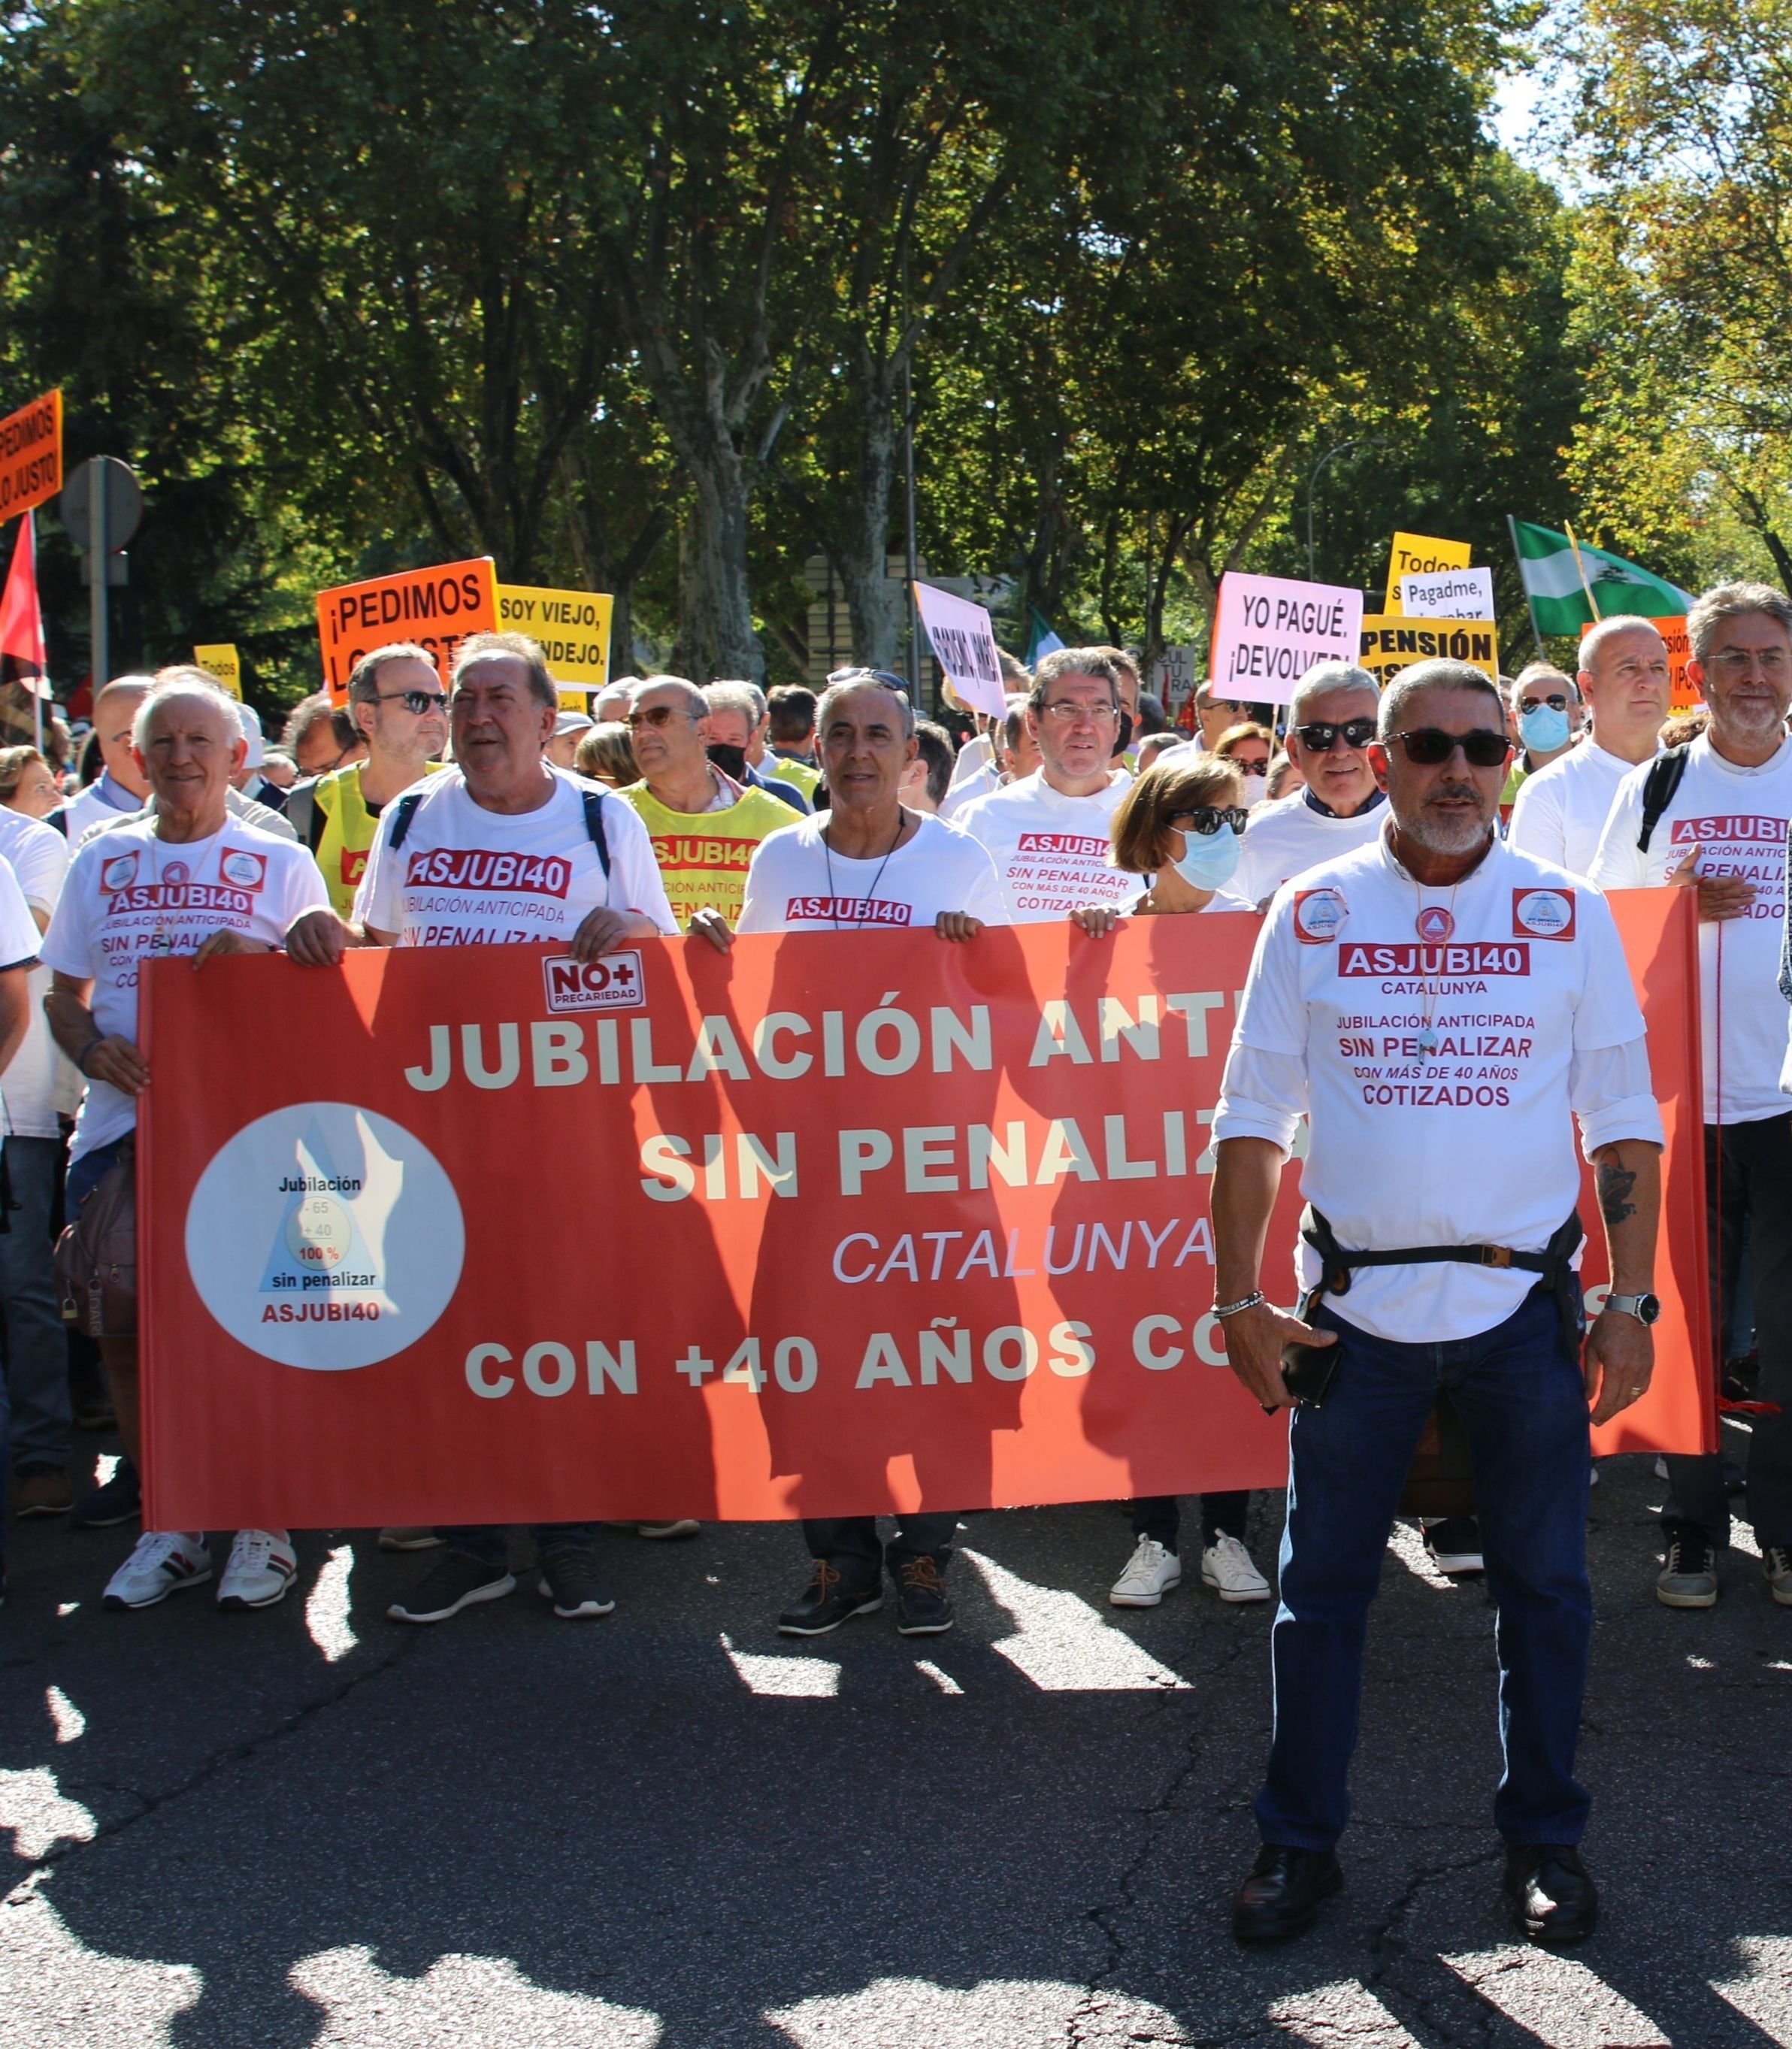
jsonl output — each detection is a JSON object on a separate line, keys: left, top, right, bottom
{"left": 1506, "top": 514, "right": 1545, "bottom": 658}
{"left": 1563, "top": 519, "right": 1603, "bottom": 622}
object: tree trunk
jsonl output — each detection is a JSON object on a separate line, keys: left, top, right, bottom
{"left": 837, "top": 385, "right": 902, "bottom": 670}
{"left": 674, "top": 452, "right": 761, "bottom": 681}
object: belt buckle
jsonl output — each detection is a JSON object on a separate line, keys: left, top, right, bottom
{"left": 1480, "top": 1245, "right": 1513, "bottom": 1270}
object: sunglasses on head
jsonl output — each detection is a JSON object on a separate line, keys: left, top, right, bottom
{"left": 826, "top": 666, "right": 912, "bottom": 696}
{"left": 1294, "top": 717, "right": 1376, "bottom": 753}
{"left": 1387, "top": 728, "right": 1512, "bottom": 768}
{"left": 1170, "top": 806, "right": 1249, "bottom": 837}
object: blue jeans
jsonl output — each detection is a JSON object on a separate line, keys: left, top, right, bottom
{"left": 441, "top": 1524, "right": 596, "bottom": 1568}
{"left": 1256, "top": 1284, "right": 1592, "bottom": 1852}
{"left": 0, "top": 1136, "right": 72, "bottom": 1470}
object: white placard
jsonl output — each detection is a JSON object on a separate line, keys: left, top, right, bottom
{"left": 1397, "top": 566, "right": 1495, "bottom": 621}
{"left": 1209, "top": 573, "right": 1364, "bottom": 704}
{"left": 912, "top": 582, "right": 1006, "bottom": 719}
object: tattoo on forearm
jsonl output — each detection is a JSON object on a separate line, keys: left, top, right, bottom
{"left": 1597, "top": 1161, "right": 1637, "bottom": 1227}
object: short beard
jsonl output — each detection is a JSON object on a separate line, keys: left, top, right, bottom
{"left": 1401, "top": 785, "right": 1494, "bottom": 855}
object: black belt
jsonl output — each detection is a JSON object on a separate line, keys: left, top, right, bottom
{"left": 1300, "top": 1206, "right": 1585, "bottom": 1345}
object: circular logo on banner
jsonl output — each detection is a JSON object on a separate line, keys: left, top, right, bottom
{"left": 184, "top": 1102, "right": 464, "bottom": 1371}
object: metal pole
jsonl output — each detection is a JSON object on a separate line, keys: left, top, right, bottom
{"left": 88, "top": 463, "right": 110, "bottom": 696}
{"left": 1506, "top": 513, "right": 1546, "bottom": 658}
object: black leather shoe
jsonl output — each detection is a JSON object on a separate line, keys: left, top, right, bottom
{"left": 1503, "top": 1844, "right": 1599, "bottom": 1945}
{"left": 1232, "top": 1844, "right": 1343, "bottom": 1942}
{"left": 776, "top": 1560, "right": 882, "bottom": 1636}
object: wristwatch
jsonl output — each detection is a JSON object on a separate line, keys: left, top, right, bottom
{"left": 1604, "top": 1291, "right": 1660, "bottom": 1325}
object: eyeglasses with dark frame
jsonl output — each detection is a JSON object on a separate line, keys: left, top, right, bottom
{"left": 1294, "top": 718, "right": 1376, "bottom": 754}
{"left": 1167, "top": 806, "right": 1249, "bottom": 837}
{"left": 376, "top": 689, "right": 450, "bottom": 716}
{"left": 1516, "top": 692, "right": 1570, "bottom": 714}
{"left": 1386, "top": 728, "right": 1512, "bottom": 769}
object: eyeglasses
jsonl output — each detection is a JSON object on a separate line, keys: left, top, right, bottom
{"left": 1038, "top": 698, "right": 1119, "bottom": 725}
{"left": 1518, "top": 693, "right": 1570, "bottom": 713}
{"left": 1709, "top": 646, "right": 1790, "bottom": 676}
{"left": 1387, "top": 728, "right": 1512, "bottom": 768}
{"left": 826, "top": 667, "right": 912, "bottom": 696}
{"left": 625, "top": 705, "right": 698, "bottom": 731}
{"left": 377, "top": 689, "right": 449, "bottom": 716}
{"left": 1169, "top": 806, "right": 1249, "bottom": 837}
{"left": 1294, "top": 718, "right": 1376, "bottom": 753}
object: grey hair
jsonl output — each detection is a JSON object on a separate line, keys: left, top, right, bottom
{"left": 1377, "top": 659, "right": 1505, "bottom": 738}
{"left": 1288, "top": 662, "right": 1379, "bottom": 728}
{"left": 814, "top": 674, "right": 916, "bottom": 740}
{"left": 131, "top": 676, "right": 244, "bottom": 752}
{"left": 1687, "top": 581, "right": 1792, "bottom": 664}
{"left": 631, "top": 674, "right": 709, "bottom": 719}
{"left": 707, "top": 678, "right": 767, "bottom": 722}
{"left": 1028, "top": 648, "right": 1119, "bottom": 711}
{"left": 451, "top": 630, "right": 557, "bottom": 710}
{"left": 704, "top": 680, "right": 766, "bottom": 728}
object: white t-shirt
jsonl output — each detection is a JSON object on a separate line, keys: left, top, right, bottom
{"left": 354, "top": 767, "right": 675, "bottom": 946}
{"left": 53, "top": 773, "right": 146, "bottom": 848}
{"left": 1233, "top": 791, "right": 1386, "bottom": 907}
{"left": 0, "top": 809, "right": 69, "bottom": 1139}
{"left": 938, "top": 759, "right": 1000, "bottom": 821}
{"left": 737, "top": 810, "right": 1006, "bottom": 933}
{"left": 1589, "top": 731, "right": 1792, "bottom": 1124}
{"left": 955, "top": 769, "right": 1134, "bottom": 922}
{"left": 1508, "top": 739, "right": 1648, "bottom": 879}
{"left": 41, "top": 817, "right": 328, "bottom": 1162}
{"left": 0, "top": 860, "right": 44, "bottom": 1123}
{"left": 1213, "top": 831, "right": 1661, "bottom": 1342}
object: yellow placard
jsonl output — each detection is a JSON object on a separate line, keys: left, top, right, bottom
{"left": 1384, "top": 532, "right": 1472, "bottom": 614}
{"left": 193, "top": 643, "right": 243, "bottom": 699}
{"left": 1359, "top": 616, "right": 1499, "bottom": 686}
{"left": 495, "top": 584, "right": 613, "bottom": 691}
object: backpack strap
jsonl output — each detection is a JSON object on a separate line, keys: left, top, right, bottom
{"left": 581, "top": 788, "right": 612, "bottom": 879}
{"left": 285, "top": 779, "right": 325, "bottom": 854}
{"left": 47, "top": 809, "right": 67, "bottom": 839}
{"left": 1637, "top": 742, "right": 1691, "bottom": 854}
{"left": 388, "top": 788, "right": 427, "bottom": 851}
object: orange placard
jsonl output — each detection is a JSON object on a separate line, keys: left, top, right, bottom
{"left": 314, "top": 557, "right": 498, "bottom": 704}
{"left": 137, "top": 901, "right": 1708, "bottom": 1530}
{"left": 0, "top": 389, "right": 62, "bottom": 523}
{"left": 1581, "top": 614, "right": 1697, "bottom": 712}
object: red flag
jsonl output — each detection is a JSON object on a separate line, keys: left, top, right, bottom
{"left": 0, "top": 511, "right": 50, "bottom": 697}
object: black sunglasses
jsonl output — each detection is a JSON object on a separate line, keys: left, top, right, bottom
{"left": 1388, "top": 728, "right": 1512, "bottom": 768}
{"left": 1294, "top": 718, "right": 1376, "bottom": 753}
{"left": 1170, "top": 806, "right": 1249, "bottom": 837}
{"left": 377, "top": 689, "right": 449, "bottom": 716}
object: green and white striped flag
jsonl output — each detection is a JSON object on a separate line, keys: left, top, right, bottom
{"left": 1509, "top": 519, "right": 1694, "bottom": 636}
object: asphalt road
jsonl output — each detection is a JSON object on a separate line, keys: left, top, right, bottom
{"left": 4, "top": 1427, "right": 1790, "bottom": 2049}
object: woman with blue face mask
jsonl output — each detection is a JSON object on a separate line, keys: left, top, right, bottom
{"left": 1069, "top": 752, "right": 1271, "bottom": 1610}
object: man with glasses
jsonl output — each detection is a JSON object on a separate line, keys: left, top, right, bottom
{"left": 287, "top": 631, "right": 675, "bottom": 1626}
{"left": 281, "top": 692, "right": 366, "bottom": 779}
{"left": 1234, "top": 664, "right": 1387, "bottom": 908}
{"left": 1509, "top": 622, "right": 1668, "bottom": 877}
{"left": 1213, "top": 657, "right": 1663, "bottom": 1947}
{"left": 1592, "top": 583, "right": 1792, "bottom": 1613}
{"left": 618, "top": 676, "right": 801, "bottom": 929}
{"left": 1501, "top": 664, "right": 1584, "bottom": 807}
{"left": 955, "top": 649, "right": 1137, "bottom": 922}
{"left": 283, "top": 643, "right": 450, "bottom": 916}
{"left": 1194, "top": 685, "right": 1254, "bottom": 753}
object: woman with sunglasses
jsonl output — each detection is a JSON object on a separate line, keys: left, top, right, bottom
{"left": 1210, "top": 722, "right": 1277, "bottom": 807}
{"left": 1071, "top": 754, "right": 1270, "bottom": 1608}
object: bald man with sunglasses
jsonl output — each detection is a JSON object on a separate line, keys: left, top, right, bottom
{"left": 1212, "top": 658, "right": 1663, "bottom": 1950}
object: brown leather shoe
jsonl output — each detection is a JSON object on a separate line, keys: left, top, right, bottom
{"left": 14, "top": 1466, "right": 72, "bottom": 1518}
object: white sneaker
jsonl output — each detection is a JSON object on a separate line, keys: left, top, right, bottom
{"left": 1110, "top": 1536, "right": 1182, "bottom": 1607}
{"left": 104, "top": 1531, "right": 212, "bottom": 1610}
{"left": 1200, "top": 1532, "right": 1271, "bottom": 1603}
{"left": 218, "top": 1529, "right": 298, "bottom": 1609}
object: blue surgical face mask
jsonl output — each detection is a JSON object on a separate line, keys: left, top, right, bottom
{"left": 1170, "top": 823, "right": 1242, "bottom": 891}
{"left": 1518, "top": 704, "right": 1571, "bottom": 754}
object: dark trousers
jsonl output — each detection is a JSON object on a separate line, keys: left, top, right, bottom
{"left": 0, "top": 1136, "right": 71, "bottom": 1470}
{"left": 442, "top": 1524, "right": 596, "bottom": 1568}
{"left": 1256, "top": 1286, "right": 1591, "bottom": 1851}
{"left": 1663, "top": 1113, "right": 1792, "bottom": 1550}
{"left": 803, "top": 1515, "right": 957, "bottom": 1587}
{"left": 1131, "top": 1493, "right": 1250, "bottom": 1552}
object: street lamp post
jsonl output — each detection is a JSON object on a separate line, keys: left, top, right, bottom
{"left": 1305, "top": 437, "right": 1387, "bottom": 583}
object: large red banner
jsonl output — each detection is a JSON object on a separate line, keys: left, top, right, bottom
{"left": 139, "top": 891, "right": 1709, "bottom": 1530}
